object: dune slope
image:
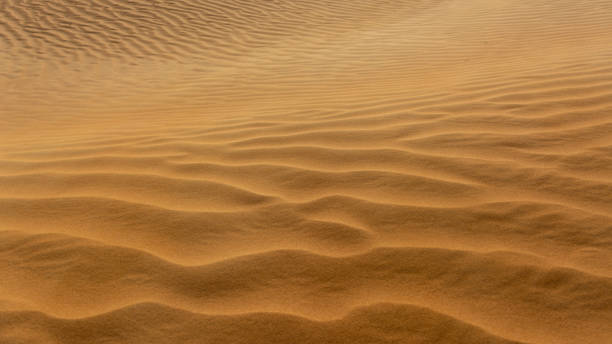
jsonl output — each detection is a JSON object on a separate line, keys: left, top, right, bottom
{"left": 1, "top": 0, "right": 611, "bottom": 343}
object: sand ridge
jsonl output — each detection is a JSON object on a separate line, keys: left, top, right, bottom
{"left": 1, "top": 0, "right": 612, "bottom": 343}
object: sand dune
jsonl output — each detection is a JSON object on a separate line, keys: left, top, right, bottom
{"left": 0, "top": 303, "right": 528, "bottom": 344}
{"left": 2, "top": 231, "right": 610, "bottom": 343}
{"left": 1, "top": 0, "right": 611, "bottom": 343}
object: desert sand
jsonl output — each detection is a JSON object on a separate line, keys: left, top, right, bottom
{"left": 1, "top": 0, "right": 611, "bottom": 343}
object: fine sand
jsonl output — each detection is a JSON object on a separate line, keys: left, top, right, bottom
{"left": 1, "top": 1, "right": 611, "bottom": 343}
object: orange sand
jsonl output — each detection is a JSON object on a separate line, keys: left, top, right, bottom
{"left": 1, "top": 1, "right": 611, "bottom": 343}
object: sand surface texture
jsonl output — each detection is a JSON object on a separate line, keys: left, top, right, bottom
{"left": 1, "top": 1, "right": 612, "bottom": 343}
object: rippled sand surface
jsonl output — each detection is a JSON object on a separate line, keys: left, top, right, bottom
{"left": 1, "top": 1, "right": 611, "bottom": 343}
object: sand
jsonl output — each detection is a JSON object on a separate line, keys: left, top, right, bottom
{"left": 1, "top": 0, "right": 611, "bottom": 343}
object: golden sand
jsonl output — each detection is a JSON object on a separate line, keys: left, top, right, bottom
{"left": 1, "top": 1, "right": 611, "bottom": 343}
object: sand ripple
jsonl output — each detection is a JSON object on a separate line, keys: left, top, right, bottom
{"left": 1, "top": 0, "right": 611, "bottom": 343}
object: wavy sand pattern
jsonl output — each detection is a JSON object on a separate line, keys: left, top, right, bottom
{"left": 1, "top": 0, "right": 611, "bottom": 343}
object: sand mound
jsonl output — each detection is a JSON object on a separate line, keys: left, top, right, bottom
{"left": 1, "top": 303, "right": 528, "bottom": 344}
{"left": 1, "top": 0, "right": 611, "bottom": 343}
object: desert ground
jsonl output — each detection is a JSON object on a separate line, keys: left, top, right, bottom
{"left": 1, "top": 0, "right": 611, "bottom": 343}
